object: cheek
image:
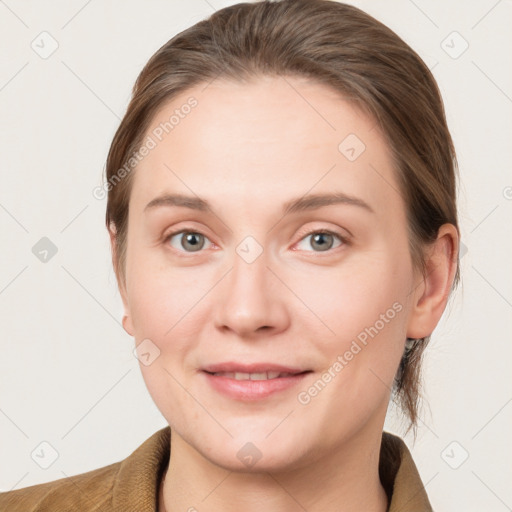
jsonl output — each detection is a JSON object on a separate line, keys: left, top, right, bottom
{"left": 125, "top": 261, "right": 209, "bottom": 425}
{"left": 291, "top": 262, "right": 411, "bottom": 434}
{"left": 125, "top": 256, "right": 218, "bottom": 410}
{"left": 125, "top": 243, "right": 210, "bottom": 340}
{"left": 296, "top": 251, "right": 412, "bottom": 389}
{"left": 300, "top": 254, "right": 410, "bottom": 338}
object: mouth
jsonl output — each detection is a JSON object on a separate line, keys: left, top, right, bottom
{"left": 204, "top": 370, "right": 310, "bottom": 380}
{"left": 201, "top": 363, "right": 313, "bottom": 400}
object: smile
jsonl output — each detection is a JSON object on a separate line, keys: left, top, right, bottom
{"left": 202, "top": 370, "right": 312, "bottom": 401}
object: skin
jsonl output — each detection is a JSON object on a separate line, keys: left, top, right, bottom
{"left": 111, "top": 75, "right": 458, "bottom": 512}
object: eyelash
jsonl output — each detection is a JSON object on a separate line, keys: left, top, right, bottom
{"left": 295, "top": 228, "right": 349, "bottom": 252}
{"left": 162, "top": 227, "right": 349, "bottom": 255}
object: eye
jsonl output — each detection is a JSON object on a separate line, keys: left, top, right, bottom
{"left": 295, "top": 230, "right": 347, "bottom": 252}
{"left": 165, "top": 230, "right": 213, "bottom": 253}
{"left": 164, "top": 228, "right": 347, "bottom": 254}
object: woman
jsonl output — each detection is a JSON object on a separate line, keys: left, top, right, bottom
{"left": 0, "top": 0, "right": 459, "bottom": 510}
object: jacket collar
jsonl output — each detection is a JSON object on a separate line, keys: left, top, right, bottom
{"left": 380, "top": 432, "right": 433, "bottom": 511}
{"left": 112, "top": 427, "right": 432, "bottom": 511}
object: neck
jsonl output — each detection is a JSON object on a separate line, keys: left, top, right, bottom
{"left": 159, "top": 428, "right": 389, "bottom": 512}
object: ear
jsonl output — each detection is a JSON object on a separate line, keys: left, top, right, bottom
{"left": 108, "top": 225, "right": 134, "bottom": 336}
{"left": 406, "top": 223, "right": 459, "bottom": 339}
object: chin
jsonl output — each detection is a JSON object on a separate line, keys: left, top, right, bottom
{"left": 185, "top": 424, "right": 311, "bottom": 474}
{"left": 206, "top": 441, "right": 307, "bottom": 474}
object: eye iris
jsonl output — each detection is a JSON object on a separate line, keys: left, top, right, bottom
{"left": 311, "top": 233, "right": 333, "bottom": 251}
{"left": 182, "top": 232, "right": 204, "bottom": 251}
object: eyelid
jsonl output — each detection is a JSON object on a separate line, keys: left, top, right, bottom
{"left": 292, "top": 227, "right": 350, "bottom": 252}
{"left": 162, "top": 227, "right": 215, "bottom": 254}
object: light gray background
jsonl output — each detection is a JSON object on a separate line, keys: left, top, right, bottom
{"left": 0, "top": 0, "right": 511, "bottom": 510}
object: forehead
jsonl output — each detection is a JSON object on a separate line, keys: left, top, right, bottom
{"left": 130, "top": 75, "right": 401, "bottom": 216}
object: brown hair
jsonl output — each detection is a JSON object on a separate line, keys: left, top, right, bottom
{"left": 104, "top": 0, "right": 460, "bottom": 428}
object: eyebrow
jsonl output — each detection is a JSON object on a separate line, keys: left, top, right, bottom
{"left": 144, "top": 192, "right": 374, "bottom": 215}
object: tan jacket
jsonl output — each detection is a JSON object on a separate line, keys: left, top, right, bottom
{"left": 0, "top": 427, "right": 432, "bottom": 511}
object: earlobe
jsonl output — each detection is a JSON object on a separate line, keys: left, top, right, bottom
{"left": 122, "top": 314, "right": 135, "bottom": 336}
{"left": 406, "top": 224, "right": 459, "bottom": 339}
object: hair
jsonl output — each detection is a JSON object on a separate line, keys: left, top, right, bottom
{"left": 104, "top": 0, "right": 460, "bottom": 429}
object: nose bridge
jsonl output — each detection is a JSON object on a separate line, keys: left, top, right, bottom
{"left": 213, "top": 233, "right": 283, "bottom": 334}
{"left": 229, "top": 234, "right": 270, "bottom": 301}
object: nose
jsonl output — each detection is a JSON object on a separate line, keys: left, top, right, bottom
{"left": 213, "top": 243, "right": 289, "bottom": 339}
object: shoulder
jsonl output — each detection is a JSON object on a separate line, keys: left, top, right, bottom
{"left": 380, "top": 431, "right": 433, "bottom": 512}
{"left": 0, "top": 426, "right": 170, "bottom": 512}
{"left": 0, "top": 461, "right": 121, "bottom": 511}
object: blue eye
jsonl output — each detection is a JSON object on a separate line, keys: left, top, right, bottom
{"left": 165, "top": 231, "right": 213, "bottom": 252}
{"left": 164, "top": 228, "right": 347, "bottom": 254}
{"left": 296, "top": 230, "right": 345, "bottom": 252}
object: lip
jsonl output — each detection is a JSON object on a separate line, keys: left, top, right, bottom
{"left": 201, "top": 362, "right": 312, "bottom": 401}
{"left": 202, "top": 362, "right": 308, "bottom": 374}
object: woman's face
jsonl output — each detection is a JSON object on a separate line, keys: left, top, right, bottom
{"left": 119, "top": 75, "right": 424, "bottom": 471}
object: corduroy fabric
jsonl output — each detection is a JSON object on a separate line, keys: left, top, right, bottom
{"left": 0, "top": 427, "right": 432, "bottom": 511}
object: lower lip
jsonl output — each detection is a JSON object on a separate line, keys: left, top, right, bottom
{"left": 202, "top": 371, "right": 311, "bottom": 401}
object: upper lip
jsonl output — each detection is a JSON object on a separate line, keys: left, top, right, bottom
{"left": 202, "top": 362, "right": 309, "bottom": 374}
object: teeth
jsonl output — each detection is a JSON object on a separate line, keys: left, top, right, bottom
{"left": 248, "top": 372, "right": 268, "bottom": 380}
{"left": 212, "top": 371, "right": 292, "bottom": 380}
